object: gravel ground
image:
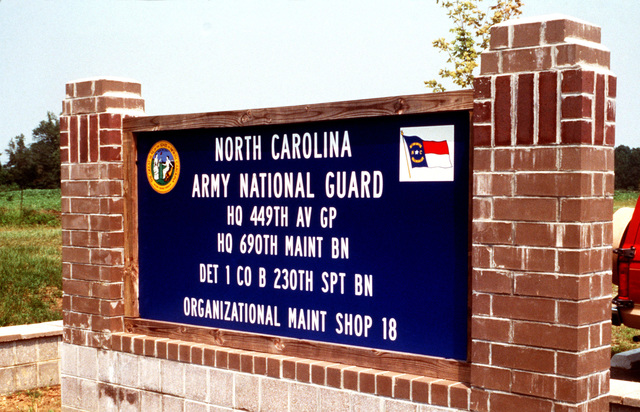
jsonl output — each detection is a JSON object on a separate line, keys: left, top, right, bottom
{"left": 0, "top": 385, "right": 61, "bottom": 411}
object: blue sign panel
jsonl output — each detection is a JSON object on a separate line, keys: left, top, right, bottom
{"left": 137, "top": 111, "right": 469, "bottom": 360}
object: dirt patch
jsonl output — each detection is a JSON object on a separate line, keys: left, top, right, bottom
{"left": 0, "top": 385, "right": 61, "bottom": 411}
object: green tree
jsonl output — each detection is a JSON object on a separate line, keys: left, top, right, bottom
{"left": 30, "top": 112, "right": 60, "bottom": 188}
{"left": 615, "top": 145, "right": 640, "bottom": 191}
{"left": 426, "top": 0, "right": 523, "bottom": 92}
{"left": 2, "top": 112, "right": 60, "bottom": 190}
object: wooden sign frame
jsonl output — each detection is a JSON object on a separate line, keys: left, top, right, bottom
{"left": 121, "top": 90, "right": 474, "bottom": 382}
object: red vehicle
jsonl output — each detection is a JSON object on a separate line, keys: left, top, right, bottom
{"left": 613, "top": 202, "right": 640, "bottom": 328}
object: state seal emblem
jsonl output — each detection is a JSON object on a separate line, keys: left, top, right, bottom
{"left": 146, "top": 140, "right": 180, "bottom": 194}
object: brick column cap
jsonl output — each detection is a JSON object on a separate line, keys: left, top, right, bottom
{"left": 482, "top": 14, "right": 610, "bottom": 75}
{"left": 63, "top": 77, "right": 144, "bottom": 116}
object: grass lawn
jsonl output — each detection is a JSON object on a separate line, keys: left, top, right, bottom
{"left": 0, "top": 188, "right": 62, "bottom": 327}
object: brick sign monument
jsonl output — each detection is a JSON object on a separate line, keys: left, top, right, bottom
{"left": 60, "top": 15, "right": 614, "bottom": 411}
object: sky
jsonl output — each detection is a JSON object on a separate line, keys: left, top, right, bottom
{"left": 0, "top": 0, "right": 638, "bottom": 163}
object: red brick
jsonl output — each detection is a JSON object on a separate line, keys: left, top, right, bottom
{"left": 512, "top": 22, "right": 541, "bottom": 48}
{"left": 605, "top": 124, "right": 615, "bottom": 146}
{"left": 412, "top": 376, "right": 438, "bottom": 403}
{"left": 100, "top": 198, "right": 124, "bottom": 214}
{"left": 156, "top": 339, "right": 168, "bottom": 359}
{"left": 562, "top": 95, "right": 592, "bottom": 119}
{"left": 545, "top": 19, "right": 601, "bottom": 44}
{"left": 374, "top": 372, "right": 395, "bottom": 397}
{"left": 91, "top": 249, "right": 123, "bottom": 266}
{"left": 359, "top": 370, "right": 376, "bottom": 395}
{"left": 393, "top": 374, "right": 416, "bottom": 400}
{"left": 480, "top": 51, "right": 499, "bottom": 75}
{"left": 90, "top": 215, "right": 122, "bottom": 231}
{"left": 494, "top": 75, "right": 512, "bottom": 146}
{"left": 474, "top": 173, "right": 513, "bottom": 196}
{"left": 470, "top": 388, "right": 489, "bottom": 412}
{"left": 471, "top": 269, "right": 510, "bottom": 295}
{"left": 92, "top": 283, "right": 122, "bottom": 299}
{"left": 94, "top": 80, "right": 142, "bottom": 96}
{"left": 79, "top": 115, "right": 89, "bottom": 162}
{"left": 474, "top": 125, "right": 492, "bottom": 147}
{"left": 607, "top": 99, "right": 616, "bottom": 122}
{"left": 472, "top": 293, "right": 491, "bottom": 316}
{"left": 556, "top": 347, "right": 610, "bottom": 377}
{"left": 62, "top": 181, "right": 90, "bottom": 197}
{"left": 474, "top": 77, "right": 492, "bottom": 99}
{"left": 295, "top": 360, "right": 311, "bottom": 383}
{"left": 494, "top": 198, "right": 557, "bottom": 221}
{"left": 326, "top": 364, "right": 343, "bottom": 388}
{"left": 310, "top": 362, "right": 326, "bottom": 385}
{"left": 471, "top": 341, "right": 490, "bottom": 364}
{"left": 342, "top": 367, "right": 359, "bottom": 391}
{"left": 502, "top": 47, "right": 553, "bottom": 73}
{"left": 513, "top": 321, "right": 589, "bottom": 351}
{"left": 89, "top": 180, "right": 122, "bottom": 197}
{"left": 515, "top": 172, "right": 592, "bottom": 197}
{"left": 494, "top": 147, "right": 557, "bottom": 171}
{"left": 90, "top": 114, "right": 99, "bottom": 162}
{"left": 70, "top": 163, "right": 101, "bottom": 180}
{"left": 471, "top": 317, "right": 510, "bottom": 342}
{"left": 557, "top": 297, "right": 609, "bottom": 325}
{"left": 99, "top": 163, "right": 124, "bottom": 180}
{"left": 490, "top": 391, "right": 553, "bottom": 412}
{"left": 240, "top": 352, "right": 253, "bottom": 373}
{"left": 99, "top": 113, "right": 122, "bottom": 129}
{"left": 472, "top": 198, "right": 492, "bottom": 220}
{"left": 61, "top": 148, "right": 69, "bottom": 163}
{"left": 490, "top": 25, "right": 509, "bottom": 50}
{"left": 559, "top": 197, "right": 612, "bottom": 222}
{"left": 70, "top": 198, "right": 100, "bottom": 214}
{"left": 473, "top": 149, "right": 492, "bottom": 172}
{"left": 430, "top": 380, "right": 449, "bottom": 407}
{"left": 472, "top": 221, "right": 513, "bottom": 244}
{"left": 492, "top": 344, "right": 555, "bottom": 373}
{"left": 72, "top": 296, "right": 101, "bottom": 315}
{"left": 60, "top": 131, "right": 69, "bottom": 147}
{"left": 72, "top": 264, "right": 100, "bottom": 281}
{"left": 69, "top": 116, "right": 79, "bottom": 163}
{"left": 62, "top": 246, "right": 90, "bottom": 264}
{"left": 473, "top": 101, "right": 491, "bottom": 124}
{"left": 253, "top": 354, "right": 267, "bottom": 375}
{"left": 515, "top": 272, "right": 590, "bottom": 300}
{"left": 556, "top": 376, "right": 589, "bottom": 403}
{"left": 562, "top": 70, "right": 595, "bottom": 94}
{"left": 228, "top": 350, "right": 241, "bottom": 371}
{"left": 100, "top": 299, "right": 123, "bottom": 317}
{"left": 470, "top": 364, "right": 511, "bottom": 392}
{"left": 492, "top": 295, "right": 556, "bottom": 323}
{"left": 449, "top": 382, "right": 470, "bottom": 409}
{"left": 514, "top": 222, "right": 555, "bottom": 247}
{"left": 538, "top": 71, "right": 558, "bottom": 144}
{"left": 516, "top": 73, "right": 534, "bottom": 144}
{"left": 608, "top": 75, "right": 617, "bottom": 98}
{"left": 282, "top": 358, "right": 296, "bottom": 379}
{"left": 594, "top": 74, "right": 606, "bottom": 144}
{"left": 100, "top": 130, "right": 122, "bottom": 146}
{"left": 64, "top": 279, "right": 90, "bottom": 296}
{"left": 100, "top": 146, "right": 122, "bottom": 162}
{"left": 167, "top": 341, "right": 179, "bottom": 361}
{"left": 267, "top": 357, "right": 284, "bottom": 379}
{"left": 100, "top": 232, "right": 125, "bottom": 248}
{"left": 203, "top": 347, "right": 216, "bottom": 366}
{"left": 511, "top": 370, "right": 555, "bottom": 399}
{"left": 556, "top": 43, "right": 610, "bottom": 68}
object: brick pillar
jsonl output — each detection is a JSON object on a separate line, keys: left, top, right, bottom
{"left": 471, "top": 17, "right": 615, "bottom": 411}
{"left": 60, "top": 78, "right": 144, "bottom": 348}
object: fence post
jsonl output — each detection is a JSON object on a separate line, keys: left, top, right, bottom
{"left": 471, "top": 16, "right": 615, "bottom": 410}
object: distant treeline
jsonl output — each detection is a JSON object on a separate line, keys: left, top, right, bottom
{"left": 0, "top": 112, "right": 60, "bottom": 190}
{"left": 615, "top": 145, "right": 640, "bottom": 191}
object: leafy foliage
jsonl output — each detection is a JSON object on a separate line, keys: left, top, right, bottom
{"left": 426, "top": 0, "right": 523, "bottom": 92}
{"left": 615, "top": 145, "right": 640, "bottom": 191}
{"left": 2, "top": 112, "right": 60, "bottom": 190}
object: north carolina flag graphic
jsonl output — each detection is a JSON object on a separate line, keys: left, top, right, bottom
{"left": 403, "top": 135, "right": 452, "bottom": 168}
